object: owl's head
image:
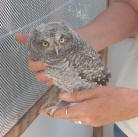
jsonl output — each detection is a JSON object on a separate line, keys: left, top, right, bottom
{"left": 28, "top": 22, "right": 76, "bottom": 61}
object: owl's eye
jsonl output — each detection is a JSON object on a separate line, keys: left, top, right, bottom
{"left": 59, "top": 36, "right": 66, "bottom": 44}
{"left": 42, "top": 41, "right": 49, "bottom": 47}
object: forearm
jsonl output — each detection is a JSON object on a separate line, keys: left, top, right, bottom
{"left": 76, "top": 1, "right": 138, "bottom": 51}
{"left": 124, "top": 88, "right": 138, "bottom": 118}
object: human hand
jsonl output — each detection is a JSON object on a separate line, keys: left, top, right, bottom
{"left": 40, "top": 86, "right": 138, "bottom": 127}
{"left": 15, "top": 34, "right": 54, "bottom": 86}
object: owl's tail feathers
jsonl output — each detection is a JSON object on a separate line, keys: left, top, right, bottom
{"left": 96, "top": 73, "right": 111, "bottom": 86}
{"left": 103, "top": 73, "right": 111, "bottom": 86}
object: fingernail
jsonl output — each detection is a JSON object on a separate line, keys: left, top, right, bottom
{"left": 60, "top": 93, "right": 71, "bottom": 99}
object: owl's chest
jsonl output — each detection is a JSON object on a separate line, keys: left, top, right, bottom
{"left": 46, "top": 58, "right": 75, "bottom": 80}
{"left": 44, "top": 56, "right": 92, "bottom": 92}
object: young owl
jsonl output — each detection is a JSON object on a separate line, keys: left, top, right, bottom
{"left": 27, "top": 22, "right": 111, "bottom": 115}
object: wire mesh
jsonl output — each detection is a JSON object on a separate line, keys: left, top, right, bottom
{"left": 0, "top": 0, "right": 106, "bottom": 136}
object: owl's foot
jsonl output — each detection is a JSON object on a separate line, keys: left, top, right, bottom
{"left": 42, "top": 101, "right": 69, "bottom": 117}
{"left": 46, "top": 105, "right": 59, "bottom": 116}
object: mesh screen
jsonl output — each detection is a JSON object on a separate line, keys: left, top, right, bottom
{"left": 0, "top": 0, "right": 105, "bottom": 136}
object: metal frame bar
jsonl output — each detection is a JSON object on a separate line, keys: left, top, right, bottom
{"left": 4, "top": 86, "right": 57, "bottom": 137}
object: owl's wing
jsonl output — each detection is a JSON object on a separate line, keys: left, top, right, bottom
{"left": 72, "top": 50, "right": 110, "bottom": 86}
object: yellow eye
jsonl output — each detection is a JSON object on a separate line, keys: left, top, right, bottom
{"left": 59, "top": 37, "right": 66, "bottom": 44}
{"left": 42, "top": 41, "right": 49, "bottom": 47}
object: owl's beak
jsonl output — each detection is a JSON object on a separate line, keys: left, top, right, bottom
{"left": 54, "top": 46, "right": 59, "bottom": 55}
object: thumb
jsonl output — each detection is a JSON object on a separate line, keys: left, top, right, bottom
{"left": 15, "top": 34, "right": 28, "bottom": 45}
{"left": 60, "top": 87, "right": 102, "bottom": 103}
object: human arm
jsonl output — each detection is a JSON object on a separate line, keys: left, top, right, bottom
{"left": 76, "top": 0, "right": 138, "bottom": 51}
{"left": 39, "top": 86, "right": 138, "bottom": 127}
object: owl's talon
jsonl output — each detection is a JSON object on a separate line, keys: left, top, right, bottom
{"left": 45, "top": 106, "right": 57, "bottom": 117}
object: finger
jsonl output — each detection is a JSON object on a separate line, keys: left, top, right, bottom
{"left": 60, "top": 87, "right": 103, "bottom": 103}
{"left": 15, "top": 34, "right": 28, "bottom": 45}
{"left": 35, "top": 71, "right": 54, "bottom": 86}
{"left": 28, "top": 60, "right": 47, "bottom": 72}
{"left": 39, "top": 106, "right": 82, "bottom": 123}
{"left": 39, "top": 106, "right": 78, "bottom": 119}
{"left": 53, "top": 104, "right": 82, "bottom": 120}
{"left": 45, "top": 80, "right": 54, "bottom": 86}
{"left": 36, "top": 71, "right": 51, "bottom": 81}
